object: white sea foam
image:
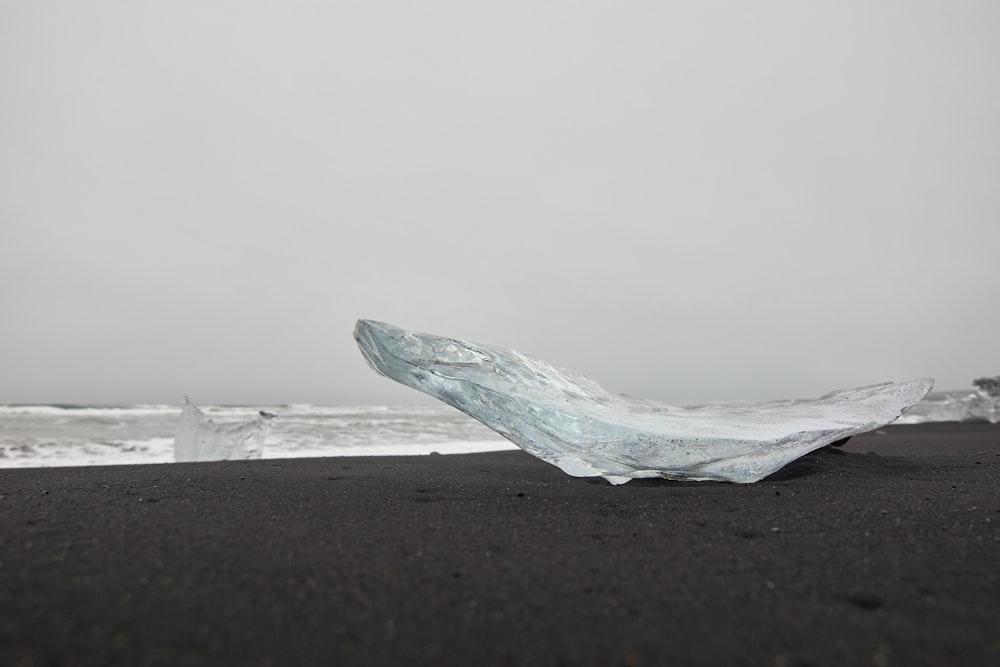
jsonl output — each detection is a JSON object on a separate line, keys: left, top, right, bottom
{"left": 0, "top": 404, "right": 512, "bottom": 469}
{"left": 0, "top": 404, "right": 178, "bottom": 418}
{"left": 0, "top": 437, "right": 176, "bottom": 468}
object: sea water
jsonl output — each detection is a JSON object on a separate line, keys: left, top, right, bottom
{"left": 0, "top": 404, "right": 514, "bottom": 469}
{"left": 2, "top": 389, "right": 993, "bottom": 470}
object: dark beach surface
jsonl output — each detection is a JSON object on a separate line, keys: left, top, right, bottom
{"left": 1, "top": 423, "right": 997, "bottom": 666}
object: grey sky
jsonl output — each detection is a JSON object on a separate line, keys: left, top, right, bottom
{"left": 1, "top": 1, "right": 998, "bottom": 406}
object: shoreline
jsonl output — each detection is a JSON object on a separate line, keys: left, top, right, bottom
{"left": 1, "top": 419, "right": 991, "bottom": 471}
{"left": 1, "top": 423, "right": 997, "bottom": 666}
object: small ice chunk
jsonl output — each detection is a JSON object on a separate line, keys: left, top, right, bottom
{"left": 972, "top": 376, "right": 1000, "bottom": 398}
{"left": 174, "top": 398, "right": 273, "bottom": 462}
{"left": 897, "top": 375, "right": 1000, "bottom": 425}
{"left": 354, "top": 320, "right": 933, "bottom": 484}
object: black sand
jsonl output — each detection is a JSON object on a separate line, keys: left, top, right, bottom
{"left": 1, "top": 423, "right": 998, "bottom": 666}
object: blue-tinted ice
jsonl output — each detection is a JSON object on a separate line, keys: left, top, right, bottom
{"left": 354, "top": 320, "right": 933, "bottom": 484}
{"left": 174, "top": 398, "right": 273, "bottom": 462}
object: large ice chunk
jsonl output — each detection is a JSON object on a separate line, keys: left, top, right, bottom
{"left": 897, "top": 376, "right": 1000, "bottom": 424}
{"left": 174, "top": 398, "right": 273, "bottom": 462}
{"left": 354, "top": 320, "right": 933, "bottom": 484}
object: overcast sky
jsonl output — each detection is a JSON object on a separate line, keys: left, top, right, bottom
{"left": 1, "top": 1, "right": 998, "bottom": 406}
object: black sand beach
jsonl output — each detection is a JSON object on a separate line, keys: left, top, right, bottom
{"left": 1, "top": 423, "right": 997, "bottom": 666}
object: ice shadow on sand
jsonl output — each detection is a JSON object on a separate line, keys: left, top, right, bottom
{"left": 763, "top": 446, "right": 922, "bottom": 481}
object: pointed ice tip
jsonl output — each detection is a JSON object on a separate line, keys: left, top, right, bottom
{"left": 355, "top": 319, "right": 399, "bottom": 338}
{"left": 910, "top": 376, "right": 935, "bottom": 398}
{"left": 354, "top": 319, "right": 392, "bottom": 377}
{"left": 353, "top": 319, "right": 381, "bottom": 343}
{"left": 894, "top": 377, "right": 934, "bottom": 418}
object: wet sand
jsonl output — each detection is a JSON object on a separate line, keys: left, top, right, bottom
{"left": 1, "top": 423, "right": 998, "bottom": 666}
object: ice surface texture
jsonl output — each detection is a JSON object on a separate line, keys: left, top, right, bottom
{"left": 174, "top": 398, "right": 273, "bottom": 463}
{"left": 354, "top": 320, "right": 933, "bottom": 484}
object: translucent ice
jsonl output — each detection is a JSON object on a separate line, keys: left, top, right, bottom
{"left": 354, "top": 320, "right": 933, "bottom": 484}
{"left": 174, "top": 398, "right": 274, "bottom": 462}
{"left": 897, "top": 376, "right": 1000, "bottom": 424}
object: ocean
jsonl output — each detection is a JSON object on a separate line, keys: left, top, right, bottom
{"left": 0, "top": 403, "right": 515, "bottom": 469}
{"left": 2, "top": 388, "right": 995, "bottom": 469}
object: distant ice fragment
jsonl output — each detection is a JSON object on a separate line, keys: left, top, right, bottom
{"left": 897, "top": 376, "right": 1000, "bottom": 424}
{"left": 174, "top": 398, "right": 273, "bottom": 462}
{"left": 973, "top": 376, "right": 1000, "bottom": 397}
{"left": 353, "top": 320, "right": 933, "bottom": 484}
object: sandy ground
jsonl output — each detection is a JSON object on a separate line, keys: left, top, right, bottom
{"left": 0, "top": 423, "right": 997, "bottom": 666}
